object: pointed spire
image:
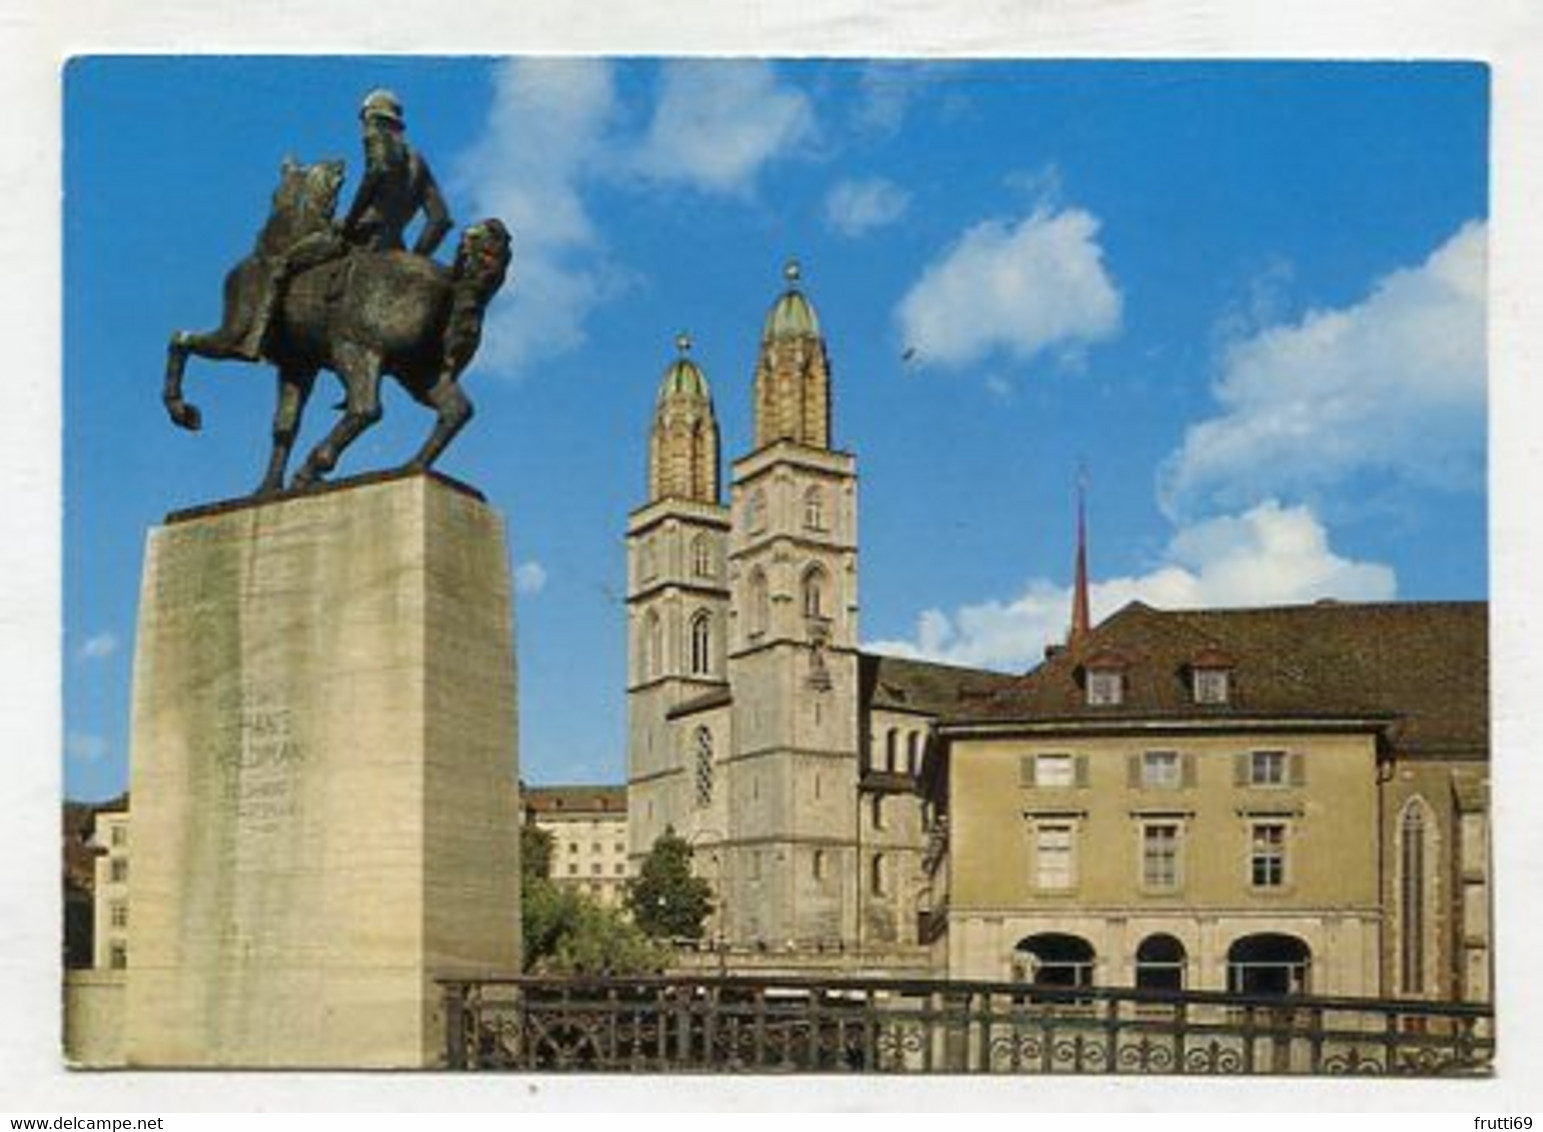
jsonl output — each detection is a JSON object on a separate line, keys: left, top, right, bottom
{"left": 1069, "top": 464, "right": 1092, "bottom": 647}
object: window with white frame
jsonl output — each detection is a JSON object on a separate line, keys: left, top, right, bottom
{"left": 1086, "top": 668, "right": 1124, "bottom": 706}
{"left": 1035, "top": 823, "right": 1076, "bottom": 890}
{"left": 1142, "top": 750, "right": 1181, "bottom": 789}
{"left": 1036, "top": 753, "right": 1076, "bottom": 788}
{"left": 1250, "top": 822, "right": 1287, "bottom": 888}
{"left": 1141, "top": 823, "right": 1181, "bottom": 890}
{"left": 1249, "top": 749, "right": 1288, "bottom": 787}
{"left": 1193, "top": 667, "right": 1230, "bottom": 704}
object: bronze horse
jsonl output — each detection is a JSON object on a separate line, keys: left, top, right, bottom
{"left": 164, "top": 158, "right": 512, "bottom": 495}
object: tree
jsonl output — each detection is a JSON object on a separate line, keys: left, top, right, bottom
{"left": 519, "top": 821, "right": 666, "bottom": 975}
{"left": 625, "top": 827, "right": 714, "bottom": 942}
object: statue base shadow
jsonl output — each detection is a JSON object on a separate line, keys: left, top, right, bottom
{"left": 123, "top": 472, "right": 521, "bottom": 1068}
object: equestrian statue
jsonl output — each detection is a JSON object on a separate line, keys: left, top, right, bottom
{"left": 163, "top": 89, "right": 513, "bottom": 496}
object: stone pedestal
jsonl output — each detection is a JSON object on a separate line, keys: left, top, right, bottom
{"left": 123, "top": 472, "right": 521, "bottom": 1068}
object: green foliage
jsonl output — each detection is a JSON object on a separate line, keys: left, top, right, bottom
{"left": 521, "top": 823, "right": 553, "bottom": 882}
{"left": 625, "top": 827, "right": 714, "bottom": 941}
{"left": 519, "top": 821, "right": 665, "bottom": 975}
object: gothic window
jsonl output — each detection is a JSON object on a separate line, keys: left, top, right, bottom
{"left": 748, "top": 569, "right": 769, "bottom": 637}
{"left": 813, "top": 849, "right": 826, "bottom": 882}
{"left": 694, "top": 727, "right": 714, "bottom": 808}
{"left": 870, "top": 852, "right": 886, "bottom": 896}
{"left": 803, "top": 485, "right": 826, "bottom": 531}
{"left": 747, "top": 488, "right": 768, "bottom": 533}
{"left": 691, "top": 533, "right": 713, "bottom": 579}
{"left": 1400, "top": 798, "right": 1432, "bottom": 994}
{"left": 689, "top": 610, "right": 713, "bottom": 676}
{"left": 642, "top": 610, "right": 663, "bottom": 679}
{"left": 871, "top": 794, "right": 885, "bottom": 830}
{"left": 801, "top": 564, "right": 828, "bottom": 621}
{"left": 885, "top": 728, "right": 898, "bottom": 772}
{"left": 907, "top": 732, "right": 922, "bottom": 776}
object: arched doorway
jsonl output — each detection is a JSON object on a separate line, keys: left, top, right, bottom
{"left": 1226, "top": 933, "right": 1311, "bottom": 996}
{"left": 1134, "top": 933, "right": 1187, "bottom": 992}
{"left": 1013, "top": 932, "right": 1095, "bottom": 988}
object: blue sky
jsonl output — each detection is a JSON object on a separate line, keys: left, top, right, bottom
{"left": 63, "top": 57, "right": 1488, "bottom": 801}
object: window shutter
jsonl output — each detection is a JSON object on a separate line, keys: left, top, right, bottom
{"left": 1233, "top": 752, "right": 1250, "bottom": 787}
{"left": 1182, "top": 752, "right": 1198, "bottom": 788}
{"left": 1020, "top": 755, "right": 1036, "bottom": 786}
{"left": 1289, "top": 751, "right": 1307, "bottom": 787}
{"left": 1075, "top": 754, "right": 1090, "bottom": 788}
{"left": 1127, "top": 754, "right": 1142, "bottom": 789}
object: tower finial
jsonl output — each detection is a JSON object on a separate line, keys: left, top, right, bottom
{"left": 1069, "top": 462, "right": 1092, "bottom": 647}
{"left": 676, "top": 331, "right": 692, "bottom": 355}
{"left": 784, "top": 259, "right": 802, "bottom": 286}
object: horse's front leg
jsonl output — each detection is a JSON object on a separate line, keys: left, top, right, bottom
{"left": 402, "top": 375, "right": 474, "bottom": 475}
{"left": 163, "top": 326, "right": 250, "bottom": 431}
{"left": 291, "top": 346, "right": 382, "bottom": 489}
{"left": 255, "top": 366, "right": 317, "bottom": 497}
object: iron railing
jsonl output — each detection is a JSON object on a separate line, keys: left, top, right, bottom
{"left": 440, "top": 974, "right": 1493, "bottom": 1075}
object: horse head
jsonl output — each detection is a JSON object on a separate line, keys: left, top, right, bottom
{"left": 452, "top": 218, "right": 513, "bottom": 298}
{"left": 259, "top": 158, "right": 346, "bottom": 254}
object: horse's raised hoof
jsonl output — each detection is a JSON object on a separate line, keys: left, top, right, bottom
{"left": 166, "top": 399, "right": 203, "bottom": 432}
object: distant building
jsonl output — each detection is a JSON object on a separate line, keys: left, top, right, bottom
{"left": 928, "top": 599, "right": 1490, "bottom": 1001}
{"left": 88, "top": 801, "right": 132, "bottom": 971}
{"left": 523, "top": 785, "right": 631, "bottom": 907}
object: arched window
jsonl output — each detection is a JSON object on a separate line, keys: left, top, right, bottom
{"left": 689, "top": 610, "right": 713, "bottom": 676}
{"left": 870, "top": 852, "right": 886, "bottom": 896}
{"left": 748, "top": 569, "right": 769, "bottom": 637}
{"left": 885, "top": 728, "right": 898, "bottom": 772}
{"left": 1227, "top": 933, "right": 1311, "bottom": 996}
{"left": 1135, "top": 933, "right": 1187, "bottom": 992}
{"left": 691, "top": 533, "right": 713, "bottom": 579}
{"left": 803, "top": 485, "right": 826, "bottom": 531}
{"left": 694, "top": 727, "right": 714, "bottom": 808}
{"left": 1014, "top": 933, "right": 1095, "bottom": 988}
{"left": 641, "top": 610, "right": 662, "bottom": 679}
{"left": 870, "top": 794, "right": 885, "bottom": 830}
{"left": 812, "top": 849, "right": 826, "bottom": 882}
{"left": 747, "top": 489, "right": 768, "bottom": 533}
{"left": 1400, "top": 798, "right": 1433, "bottom": 995}
{"left": 802, "top": 564, "right": 828, "bottom": 621}
{"left": 906, "top": 732, "right": 922, "bottom": 776}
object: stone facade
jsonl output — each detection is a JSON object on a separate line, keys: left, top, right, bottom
{"left": 122, "top": 473, "right": 521, "bottom": 1067}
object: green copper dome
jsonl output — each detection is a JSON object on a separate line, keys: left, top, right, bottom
{"left": 657, "top": 333, "right": 712, "bottom": 404}
{"left": 762, "top": 260, "right": 822, "bottom": 340}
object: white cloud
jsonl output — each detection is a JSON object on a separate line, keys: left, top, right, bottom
{"left": 866, "top": 501, "right": 1395, "bottom": 671}
{"left": 824, "top": 177, "right": 910, "bottom": 237}
{"left": 632, "top": 61, "right": 814, "bottom": 196}
{"left": 66, "top": 732, "right": 109, "bottom": 763}
{"left": 453, "top": 59, "right": 626, "bottom": 376}
{"left": 78, "top": 632, "right": 118, "bottom": 661}
{"left": 1162, "top": 221, "right": 1487, "bottom": 515}
{"left": 896, "top": 206, "right": 1123, "bottom": 370}
{"left": 515, "top": 560, "right": 548, "bottom": 596}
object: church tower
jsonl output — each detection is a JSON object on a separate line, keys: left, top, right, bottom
{"left": 722, "top": 262, "right": 862, "bottom": 950}
{"left": 626, "top": 336, "right": 731, "bottom": 865}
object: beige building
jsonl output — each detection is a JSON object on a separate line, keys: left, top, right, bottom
{"left": 88, "top": 802, "right": 132, "bottom": 971}
{"left": 928, "top": 600, "right": 1490, "bottom": 1001}
{"left": 524, "top": 785, "right": 632, "bottom": 907}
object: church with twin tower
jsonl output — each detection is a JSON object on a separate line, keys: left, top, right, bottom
{"left": 626, "top": 263, "right": 1011, "bottom": 971}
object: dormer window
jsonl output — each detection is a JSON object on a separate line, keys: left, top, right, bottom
{"left": 1087, "top": 669, "right": 1123, "bottom": 706}
{"left": 1193, "top": 668, "right": 1230, "bottom": 705}
{"left": 1189, "top": 648, "right": 1234, "bottom": 705}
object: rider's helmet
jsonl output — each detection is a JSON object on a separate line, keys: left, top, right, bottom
{"left": 359, "top": 88, "right": 405, "bottom": 127}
